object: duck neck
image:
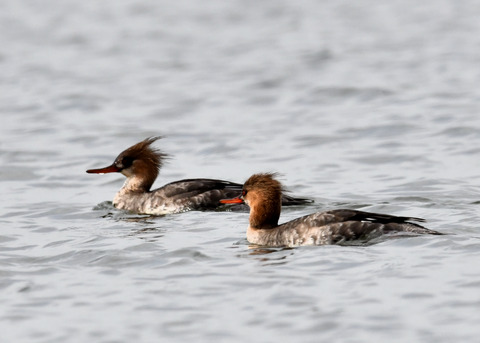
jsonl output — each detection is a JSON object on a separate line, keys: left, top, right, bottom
{"left": 120, "top": 176, "right": 151, "bottom": 194}
{"left": 249, "top": 200, "right": 281, "bottom": 230}
{"left": 120, "top": 161, "right": 158, "bottom": 193}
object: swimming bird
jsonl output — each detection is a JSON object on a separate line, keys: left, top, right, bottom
{"left": 86, "top": 137, "right": 311, "bottom": 215}
{"left": 220, "top": 173, "right": 442, "bottom": 247}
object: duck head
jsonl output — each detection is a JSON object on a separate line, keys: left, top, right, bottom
{"left": 86, "top": 136, "right": 168, "bottom": 192}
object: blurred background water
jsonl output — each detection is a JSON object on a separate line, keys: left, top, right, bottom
{"left": 1, "top": 0, "right": 480, "bottom": 342}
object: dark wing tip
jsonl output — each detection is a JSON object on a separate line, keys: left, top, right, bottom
{"left": 281, "top": 194, "right": 314, "bottom": 206}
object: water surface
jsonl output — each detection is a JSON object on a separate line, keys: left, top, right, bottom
{"left": 1, "top": 1, "right": 480, "bottom": 342}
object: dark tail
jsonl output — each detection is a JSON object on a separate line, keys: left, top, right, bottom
{"left": 340, "top": 209, "right": 444, "bottom": 235}
{"left": 281, "top": 194, "right": 314, "bottom": 206}
{"left": 384, "top": 222, "right": 444, "bottom": 235}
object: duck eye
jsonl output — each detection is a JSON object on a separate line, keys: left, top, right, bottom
{"left": 121, "top": 156, "right": 134, "bottom": 168}
{"left": 242, "top": 190, "right": 247, "bottom": 196}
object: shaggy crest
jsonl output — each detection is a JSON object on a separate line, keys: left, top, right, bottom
{"left": 114, "top": 136, "right": 168, "bottom": 172}
{"left": 243, "top": 173, "right": 284, "bottom": 199}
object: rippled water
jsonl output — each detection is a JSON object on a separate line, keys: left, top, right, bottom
{"left": 2, "top": 1, "right": 480, "bottom": 342}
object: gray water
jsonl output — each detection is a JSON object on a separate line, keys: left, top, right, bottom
{"left": 1, "top": 1, "right": 480, "bottom": 342}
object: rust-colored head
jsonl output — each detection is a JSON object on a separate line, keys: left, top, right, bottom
{"left": 221, "top": 173, "right": 283, "bottom": 229}
{"left": 86, "top": 136, "right": 168, "bottom": 191}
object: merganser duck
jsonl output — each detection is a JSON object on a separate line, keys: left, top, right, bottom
{"left": 86, "top": 137, "right": 311, "bottom": 215}
{"left": 220, "top": 173, "right": 442, "bottom": 247}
